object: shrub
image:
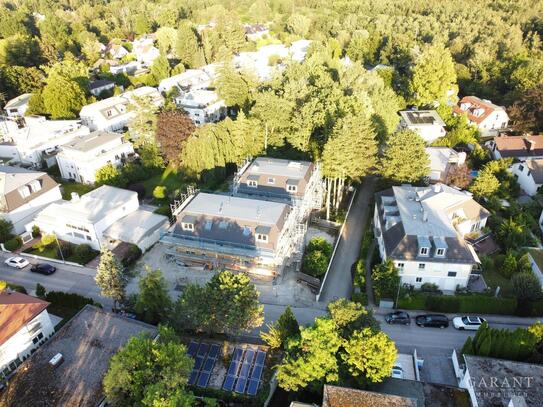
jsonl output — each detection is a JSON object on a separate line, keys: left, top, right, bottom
{"left": 4, "top": 236, "right": 22, "bottom": 251}
{"left": 302, "top": 238, "right": 333, "bottom": 278}
{"left": 420, "top": 283, "right": 442, "bottom": 294}
{"left": 121, "top": 244, "right": 142, "bottom": 267}
{"left": 45, "top": 291, "right": 100, "bottom": 309}
{"left": 425, "top": 295, "right": 517, "bottom": 315}
{"left": 352, "top": 292, "right": 368, "bottom": 305}
{"left": 69, "top": 244, "right": 97, "bottom": 264}
{"left": 58, "top": 240, "right": 73, "bottom": 258}
{"left": 0, "top": 280, "right": 27, "bottom": 294}
{"left": 0, "top": 218, "right": 14, "bottom": 243}
{"left": 127, "top": 183, "right": 146, "bottom": 200}
{"left": 36, "top": 283, "right": 46, "bottom": 298}
{"left": 153, "top": 185, "right": 167, "bottom": 200}
{"left": 426, "top": 295, "right": 461, "bottom": 313}
{"left": 31, "top": 225, "right": 41, "bottom": 237}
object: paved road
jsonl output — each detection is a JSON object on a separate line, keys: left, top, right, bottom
{"left": 318, "top": 177, "right": 376, "bottom": 303}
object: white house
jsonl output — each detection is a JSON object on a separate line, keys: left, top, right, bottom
{"left": 0, "top": 166, "right": 62, "bottom": 233}
{"left": 488, "top": 134, "right": 543, "bottom": 160}
{"left": 56, "top": 131, "right": 134, "bottom": 184}
{"left": 79, "top": 86, "right": 163, "bottom": 132}
{"left": 509, "top": 159, "right": 543, "bottom": 196}
{"left": 175, "top": 89, "right": 226, "bottom": 125}
{"left": 0, "top": 116, "right": 90, "bottom": 168}
{"left": 27, "top": 185, "right": 168, "bottom": 251}
{"left": 89, "top": 79, "right": 116, "bottom": 97}
{"left": 398, "top": 110, "right": 447, "bottom": 143}
{"left": 3, "top": 94, "right": 32, "bottom": 118}
{"left": 374, "top": 184, "right": 488, "bottom": 290}
{"left": 0, "top": 291, "right": 55, "bottom": 380}
{"left": 105, "top": 42, "right": 129, "bottom": 59}
{"left": 109, "top": 61, "right": 141, "bottom": 75}
{"left": 453, "top": 96, "right": 509, "bottom": 137}
{"left": 158, "top": 69, "right": 212, "bottom": 94}
{"left": 289, "top": 39, "right": 312, "bottom": 62}
{"left": 425, "top": 147, "right": 466, "bottom": 183}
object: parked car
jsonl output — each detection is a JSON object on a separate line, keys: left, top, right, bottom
{"left": 391, "top": 363, "right": 404, "bottom": 379}
{"left": 415, "top": 314, "right": 449, "bottom": 328}
{"left": 385, "top": 311, "right": 411, "bottom": 325}
{"left": 4, "top": 257, "right": 29, "bottom": 269}
{"left": 30, "top": 263, "right": 57, "bottom": 275}
{"left": 453, "top": 316, "right": 486, "bottom": 331}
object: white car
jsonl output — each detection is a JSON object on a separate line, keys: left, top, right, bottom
{"left": 391, "top": 363, "right": 404, "bottom": 379}
{"left": 4, "top": 257, "right": 30, "bottom": 269}
{"left": 453, "top": 316, "right": 486, "bottom": 331}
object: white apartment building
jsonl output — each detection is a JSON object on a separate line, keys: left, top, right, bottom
{"left": 374, "top": 184, "right": 488, "bottom": 290}
{"left": 174, "top": 89, "right": 226, "bottom": 125}
{"left": 27, "top": 185, "right": 167, "bottom": 251}
{"left": 453, "top": 96, "right": 509, "bottom": 137}
{"left": 0, "top": 291, "right": 55, "bottom": 380}
{"left": 398, "top": 110, "right": 447, "bottom": 143}
{"left": 0, "top": 166, "right": 62, "bottom": 233}
{"left": 0, "top": 116, "right": 90, "bottom": 168}
{"left": 79, "top": 86, "right": 163, "bottom": 132}
{"left": 3, "top": 94, "right": 32, "bottom": 118}
{"left": 158, "top": 69, "right": 212, "bottom": 94}
{"left": 56, "top": 131, "right": 134, "bottom": 184}
{"left": 509, "top": 159, "right": 543, "bottom": 196}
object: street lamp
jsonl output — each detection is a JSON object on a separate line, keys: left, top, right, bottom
{"left": 52, "top": 232, "right": 65, "bottom": 262}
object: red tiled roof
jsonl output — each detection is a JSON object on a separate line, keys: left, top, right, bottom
{"left": 493, "top": 135, "right": 543, "bottom": 157}
{"left": 453, "top": 96, "right": 504, "bottom": 125}
{"left": 0, "top": 291, "right": 49, "bottom": 346}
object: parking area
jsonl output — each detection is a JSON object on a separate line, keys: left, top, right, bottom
{"left": 417, "top": 350, "right": 458, "bottom": 386}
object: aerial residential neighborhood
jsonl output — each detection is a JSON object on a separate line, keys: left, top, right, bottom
{"left": 0, "top": 1, "right": 543, "bottom": 406}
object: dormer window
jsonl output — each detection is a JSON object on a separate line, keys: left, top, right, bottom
{"left": 255, "top": 226, "right": 271, "bottom": 243}
{"left": 519, "top": 164, "right": 524, "bottom": 172}
{"left": 436, "top": 248, "right": 445, "bottom": 257}
{"left": 29, "top": 180, "right": 42, "bottom": 193}
{"left": 181, "top": 222, "right": 194, "bottom": 231}
{"left": 267, "top": 177, "right": 275, "bottom": 185}
{"left": 420, "top": 247, "right": 429, "bottom": 256}
{"left": 18, "top": 185, "right": 31, "bottom": 199}
{"left": 256, "top": 233, "right": 268, "bottom": 242}
{"left": 286, "top": 184, "right": 297, "bottom": 193}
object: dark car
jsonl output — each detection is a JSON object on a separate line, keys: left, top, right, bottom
{"left": 30, "top": 263, "right": 57, "bottom": 275}
{"left": 385, "top": 311, "right": 411, "bottom": 325}
{"left": 415, "top": 314, "right": 449, "bottom": 328}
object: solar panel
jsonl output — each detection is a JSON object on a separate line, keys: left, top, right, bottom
{"left": 244, "top": 349, "right": 255, "bottom": 365}
{"left": 255, "top": 350, "right": 266, "bottom": 366}
{"left": 234, "top": 377, "right": 247, "bottom": 393}
{"left": 250, "top": 364, "right": 263, "bottom": 380}
{"left": 239, "top": 362, "right": 251, "bottom": 378}
{"left": 188, "top": 370, "right": 199, "bottom": 385}
{"left": 194, "top": 356, "right": 204, "bottom": 371}
{"left": 223, "top": 375, "right": 236, "bottom": 391}
{"left": 208, "top": 344, "right": 220, "bottom": 359}
{"left": 203, "top": 357, "right": 216, "bottom": 373}
{"left": 197, "top": 343, "right": 209, "bottom": 357}
{"left": 197, "top": 372, "right": 210, "bottom": 387}
{"left": 227, "top": 360, "right": 240, "bottom": 376}
{"left": 246, "top": 379, "right": 259, "bottom": 396}
{"left": 187, "top": 341, "right": 199, "bottom": 357}
{"left": 232, "top": 347, "right": 243, "bottom": 361}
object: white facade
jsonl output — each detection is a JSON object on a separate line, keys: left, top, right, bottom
{"left": 109, "top": 61, "right": 140, "bottom": 75}
{"left": 79, "top": 86, "right": 163, "bottom": 132}
{"left": 0, "top": 116, "right": 90, "bottom": 168}
{"left": 454, "top": 96, "right": 509, "bottom": 137}
{"left": 175, "top": 89, "right": 226, "bottom": 125}
{"left": 509, "top": 160, "right": 543, "bottom": 196}
{"left": 56, "top": 131, "right": 134, "bottom": 184}
{"left": 89, "top": 81, "right": 115, "bottom": 97}
{"left": 158, "top": 69, "right": 212, "bottom": 94}
{"left": 3, "top": 94, "right": 31, "bottom": 118}
{"left": 398, "top": 110, "right": 447, "bottom": 143}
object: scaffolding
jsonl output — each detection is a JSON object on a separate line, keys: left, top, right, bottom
{"left": 169, "top": 186, "right": 199, "bottom": 220}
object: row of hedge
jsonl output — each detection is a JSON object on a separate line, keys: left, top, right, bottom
{"left": 398, "top": 294, "right": 518, "bottom": 315}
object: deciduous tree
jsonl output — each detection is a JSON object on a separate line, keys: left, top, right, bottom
{"left": 469, "top": 168, "right": 500, "bottom": 198}
{"left": 155, "top": 110, "right": 196, "bottom": 167}
{"left": 134, "top": 267, "right": 172, "bottom": 325}
{"left": 379, "top": 130, "right": 430, "bottom": 183}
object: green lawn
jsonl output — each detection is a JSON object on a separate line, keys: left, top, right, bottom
{"left": 24, "top": 246, "right": 59, "bottom": 259}
{"left": 60, "top": 182, "right": 96, "bottom": 200}
{"left": 482, "top": 268, "right": 514, "bottom": 298}
{"left": 142, "top": 166, "right": 186, "bottom": 198}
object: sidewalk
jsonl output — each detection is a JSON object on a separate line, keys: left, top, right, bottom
{"left": 372, "top": 306, "right": 541, "bottom": 326}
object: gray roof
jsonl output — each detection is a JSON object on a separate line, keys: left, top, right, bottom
{"left": 89, "top": 79, "right": 114, "bottom": 90}
{"left": 524, "top": 159, "right": 543, "bottom": 184}
{"left": 4, "top": 93, "right": 32, "bottom": 109}
{"left": 61, "top": 131, "right": 122, "bottom": 152}
{"left": 245, "top": 157, "right": 312, "bottom": 179}
{"left": 104, "top": 209, "right": 168, "bottom": 244}
{"left": 0, "top": 166, "right": 45, "bottom": 194}
{"left": 1, "top": 305, "right": 156, "bottom": 407}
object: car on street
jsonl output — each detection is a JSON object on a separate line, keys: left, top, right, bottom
{"left": 385, "top": 311, "right": 411, "bottom": 325}
{"left": 452, "top": 316, "right": 486, "bottom": 330}
{"left": 30, "top": 263, "right": 57, "bottom": 275}
{"left": 415, "top": 314, "right": 449, "bottom": 328}
{"left": 391, "top": 363, "right": 404, "bottom": 379}
{"left": 4, "top": 257, "right": 30, "bottom": 269}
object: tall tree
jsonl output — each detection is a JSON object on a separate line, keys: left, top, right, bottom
{"left": 260, "top": 306, "right": 300, "bottom": 350}
{"left": 95, "top": 248, "right": 126, "bottom": 310}
{"left": 155, "top": 109, "right": 196, "bottom": 167}
{"left": 41, "top": 75, "right": 87, "bottom": 119}
{"left": 214, "top": 62, "right": 257, "bottom": 111}
{"left": 134, "top": 267, "right": 172, "bottom": 325}
{"left": 469, "top": 168, "right": 500, "bottom": 198}
{"left": 408, "top": 42, "right": 458, "bottom": 106}
{"left": 508, "top": 83, "right": 543, "bottom": 134}
{"left": 176, "top": 22, "right": 203, "bottom": 68}
{"left": 150, "top": 54, "right": 171, "bottom": 83}
{"left": 379, "top": 130, "right": 430, "bottom": 183}
{"left": 512, "top": 272, "right": 542, "bottom": 302}
{"left": 155, "top": 27, "right": 177, "bottom": 55}
{"left": 128, "top": 95, "right": 160, "bottom": 148}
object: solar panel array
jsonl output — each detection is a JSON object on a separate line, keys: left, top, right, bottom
{"left": 223, "top": 347, "right": 266, "bottom": 396}
{"left": 187, "top": 341, "right": 221, "bottom": 388}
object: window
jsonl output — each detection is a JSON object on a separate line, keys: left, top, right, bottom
{"left": 419, "top": 247, "right": 429, "bottom": 256}
{"left": 29, "top": 180, "right": 42, "bottom": 193}
{"left": 447, "top": 271, "right": 457, "bottom": 277}
{"left": 519, "top": 164, "right": 524, "bottom": 172}
{"left": 416, "top": 277, "right": 422, "bottom": 283}
{"left": 436, "top": 248, "right": 445, "bottom": 256}
{"left": 18, "top": 185, "right": 31, "bottom": 199}
{"left": 256, "top": 233, "right": 268, "bottom": 242}
{"left": 396, "top": 263, "right": 404, "bottom": 269}
{"left": 418, "top": 263, "right": 426, "bottom": 270}
{"left": 204, "top": 220, "right": 213, "bottom": 231}
{"left": 267, "top": 177, "right": 275, "bottom": 185}
{"left": 219, "top": 221, "right": 229, "bottom": 229}
{"left": 86, "top": 236, "right": 92, "bottom": 241}
{"left": 181, "top": 222, "right": 194, "bottom": 231}
{"left": 248, "top": 180, "right": 258, "bottom": 188}
{"left": 287, "top": 184, "right": 297, "bottom": 193}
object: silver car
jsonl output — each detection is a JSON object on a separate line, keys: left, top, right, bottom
{"left": 453, "top": 316, "right": 486, "bottom": 330}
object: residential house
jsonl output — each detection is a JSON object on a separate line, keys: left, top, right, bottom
{"left": 56, "top": 131, "right": 134, "bottom": 184}
{"left": 1, "top": 305, "right": 156, "bottom": 407}
{"left": 0, "top": 291, "right": 55, "bottom": 381}
{"left": 374, "top": 183, "right": 489, "bottom": 290}
{"left": 509, "top": 159, "right": 543, "bottom": 196}
{"left": 89, "top": 79, "right": 116, "bottom": 97}
{"left": 162, "top": 192, "right": 305, "bottom": 276}
{"left": 233, "top": 157, "right": 323, "bottom": 221}
{"left": 174, "top": 89, "right": 226, "bottom": 125}
{"left": 488, "top": 134, "right": 543, "bottom": 160}
{"left": 79, "top": 86, "right": 163, "bottom": 132}
{"left": 456, "top": 354, "right": 543, "bottom": 407}
{"left": 244, "top": 24, "right": 269, "bottom": 41}
{"left": 426, "top": 147, "right": 466, "bottom": 183}
{"left": 105, "top": 42, "right": 129, "bottom": 59}
{"left": 27, "top": 185, "right": 168, "bottom": 251}
{"left": 109, "top": 60, "right": 141, "bottom": 75}
{"left": 453, "top": 96, "right": 509, "bottom": 137}
{"left": 0, "top": 166, "right": 62, "bottom": 233}
{"left": 0, "top": 116, "right": 90, "bottom": 168}
{"left": 398, "top": 110, "right": 447, "bottom": 143}
{"left": 289, "top": 39, "right": 312, "bottom": 62}
{"left": 132, "top": 36, "right": 160, "bottom": 67}
{"left": 526, "top": 248, "right": 543, "bottom": 288}
{"left": 158, "top": 69, "right": 212, "bottom": 94}
{"left": 3, "top": 94, "right": 32, "bottom": 118}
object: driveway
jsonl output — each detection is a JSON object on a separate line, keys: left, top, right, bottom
{"left": 318, "top": 176, "right": 376, "bottom": 303}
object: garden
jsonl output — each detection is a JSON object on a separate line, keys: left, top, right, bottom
{"left": 23, "top": 233, "right": 99, "bottom": 265}
{"left": 301, "top": 237, "right": 333, "bottom": 279}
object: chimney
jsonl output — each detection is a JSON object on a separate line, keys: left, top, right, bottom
{"left": 433, "top": 184, "right": 442, "bottom": 193}
{"left": 71, "top": 192, "right": 80, "bottom": 201}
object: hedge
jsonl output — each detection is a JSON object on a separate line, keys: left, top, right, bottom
{"left": 4, "top": 236, "right": 22, "bottom": 251}
{"left": 399, "top": 294, "right": 518, "bottom": 315}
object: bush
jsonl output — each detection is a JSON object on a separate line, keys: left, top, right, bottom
{"left": 127, "top": 183, "right": 146, "bottom": 200}
{"left": 45, "top": 291, "right": 100, "bottom": 310}
{"left": 426, "top": 295, "right": 461, "bottom": 313}
{"left": 31, "top": 225, "right": 41, "bottom": 237}
{"left": 352, "top": 292, "right": 368, "bottom": 305}
{"left": 427, "top": 295, "right": 517, "bottom": 315}
{"left": 0, "top": 218, "right": 14, "bottom": 243}
{"left": 153, "top": 185, "right": 167, "bottom": 200}
{"left": 0, "top": 280, "right": 27, "bottom": 294}
{"left": 302, "top": 238, "right": 333, "bottom": 278}
{"left": 4, "top": 236, "right": 22, "bottom": 251}
{"left": 420, "top": 283, "right": 442, "bottom": 295}
{"left": 122, "top": 244, "right": 142, "bottom": 267}
{"left": 68, "top": 244, "right": 98, "bottom": 265}
{"left": 36, "top": 283, "right": 46, "bottom": 298}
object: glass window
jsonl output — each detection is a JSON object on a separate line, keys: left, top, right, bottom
{"left": 267, "top": 177, "right": 275, "bottom": 184}
{"left": 448, "top": 271, "right": 457, "bottom": 277}
{"left": 419, "top": 263, "right": 425, "bottom": 269}
{"left": 416, "top": 277, "right": 422, "bottom": 282}
{"left": 436, "top": 248, "right": 445, "bottom": 256}
{"left": 420, "top": 247, "right": 429, "bottom": 255}
{"left": 286, "top": 184, "right": 297, "bottom": 193}
{"left": 248, "top": 180, "right": 258, "bottom": 188}
{"left": 397, "top": 263, "right": 404, "bottom": 268}
{"left": 181, "top": 222, "right": 194, "bottom": 231}
{"left": 256, "top": 233, "right": 268, "bottom": 242}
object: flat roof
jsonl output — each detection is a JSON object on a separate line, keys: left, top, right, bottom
{"left": 104, "top": 209, "right": 168, "bottom": 243}
{"left": 399, "top": 110, "right": 446, "bottom": 127}
{"left": 1, "top": 305, "right": 157, "bottom": 407}
{"left": 244, "top": 157, "right": 312, "bottom": 179}
{"left": 182, "top": 192, "right": 288, "bottom": 225}
{"left": 61, "top": 131, "right": 122, "bottom": 152}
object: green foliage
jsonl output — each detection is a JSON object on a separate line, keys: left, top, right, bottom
{"left": 150, "top": 54, "right": 171, "bottom": 83}
{"left": 35, "top": 283, "right": 46, "bottom": 299}
{"left": 153, "top": 186, "right": 167, "bottom": 200}
{"left": 155, "top": 109, "right": 196, "bottom": 167}
{"left": 302, "top": 237, "right": 333, "bottom": 278}
{"left": 4, "top": 237, "right": 21, "bottom": 251}
{"left": 214, "top": 62, "right": 257, "bottom": 111}
{"left": 512, "top": 272, "right": 542, "bottom": 302}
{"left": 176, "top": 22, "right": 203, "bottom": 68}
{"left": 372, "top": 259, "right": 400, "bottom": 300}
{"left": 103, "top": 326, "right": 195, "bottom": 407}
{"left": 95, "top": 163, "right": 122, "bottom": 187}
{"left": 470, "top": 168, "right": 500, "bottom": 198}
{"left": 261, "top": 306, "right": 300, "bottom": 350}
{"left": 496, "top": 218, "right": 532, "bottom": 250}
{"left": 95, "top": 248, "right": 127, "bottom": 309}
{"left": 380, "top": 130, "right": 430, "bottom": 183}
{"left": 135, "top": 267, "right": 172, "bottom": 325}
{"left": 0, "top": 218, "right": 13, "bottom": 243}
